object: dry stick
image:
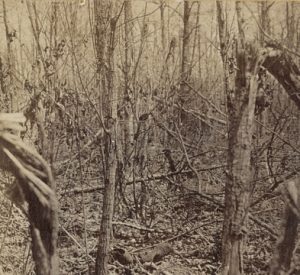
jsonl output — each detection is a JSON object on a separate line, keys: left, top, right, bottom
{"left": 180, "top": 103, "right": 227, "bottom": 127}
{"left": 131, "top": 219, "right": 221, "bottom": 254}
{"left": 183, "top": 81, "right": 227, "bottom": 118}
{"left": 25, "top": 1, "right": 47, "bottom": 74}
{"left": 154, "top": 88, "right": 298, "bottom": 155}
{"left": 183, "top": 186, "right": 278, "bottom": 239}
{"left": 152, "top": 94, "right": 226, "bottom": 128}
{"left": 255, "top": 119, "right": 300, "bottom": 155}
{"left": 152, "top": 113, "right": 201, "bottom": 150}
{"left": 163, "top": 219, "right": 220, "bottom": 245}
{"left": 64, "top": 164, "right": 227, "bottom": 195}
{"left": 249, "top": 215, "right": 277, "bottom": 239}
{"left": 131, "top": 3, "right": 148, "bottom": 85}
{"left": 156, "top": 80, "right": 299, "bottom": 156}
{"left": 66, "top": 169, "right": 278, "bottom": 240}
{"left": 60, "top": 225, "right": 95, "bottom": 263}
{"left": 251, "top": 171, "right": 300, "bottom": 208}
{"left": 116, "top": 4, "right": 162, "bottom": 29}
{"left": 177, "top": 104, "right": 227, "bottom": 137}
{"left": 112, "top": 221, "right": 159, "bottom": 233}
{"left": 60, "top": 3, "right": 105, "bottom": 132}
{"left": 55, "top": 128, "right": 104, "bottom": 168}
{"left": 175, "top": 123, "right": 202, "bottom": 192}
{"left": 132, "top": 185, "right": 278, "bottom": 253}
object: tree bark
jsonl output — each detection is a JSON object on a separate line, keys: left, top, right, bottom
{"left": 2, "top": 0, "right": 15, "bottom": 112}
{"left": 179, "top": 0, "right": 192, "bottom": 123}
{"left": 94, "top": 1, "right": 118, "bottom": 274}
{"left": 160, "top": 0, "right": 166, "bottom": 54}
{"left": 286, "top": 2, "right": 296, "bottom": 49}
{"left": 270, "top": 207, "right": 298, "bottom": 275}
{"left": 217, "top": 2, "right": 264, "bottom": 274}
{"left": 262, "top": 47, "right": 300, "bottom": 110}
{"left": 123, "top": 0, "right": 134, "bottom": 174}
{"left": 259, "top": 1, "right": 271, "bottom": 45}
{"left": 270, "top": 177, "right": 300, "bottom": 274}
{"left": 0, "top": 114, "right": 59, "bottom": 275}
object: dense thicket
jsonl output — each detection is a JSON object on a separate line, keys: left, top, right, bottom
{"left": 0, "top": 1, "right": 299, "bottom": 274}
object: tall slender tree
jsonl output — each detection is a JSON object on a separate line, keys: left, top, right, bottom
{"left": 179, "top": 1, "right": 192, "bottom": 124}
{"left": 123, "top": 0, "right": 134, "bottom": 176}
{"left": 94, "top": 1, "right": 119, "bottom": 274}
{"left": 286, "top": 2, "right": 296, "bottom": 49}
{"left": 2, "top": 0, "right": 15, "bottom": 112}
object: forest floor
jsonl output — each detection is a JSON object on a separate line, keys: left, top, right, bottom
{"left": 0, "top": 152, "right": 292, "bottom": 275}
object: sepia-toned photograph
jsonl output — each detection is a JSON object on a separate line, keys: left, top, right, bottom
{"left": 0, "top": 0, "right": 299, "bottom": 274}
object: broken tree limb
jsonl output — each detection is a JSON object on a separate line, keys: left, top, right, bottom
{"left": 262, "top": 46, "right": 300, "bottom": 110}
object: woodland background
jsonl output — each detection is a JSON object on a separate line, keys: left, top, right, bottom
{"left": 0, "top": 0, "right": 299, "bottom": 274}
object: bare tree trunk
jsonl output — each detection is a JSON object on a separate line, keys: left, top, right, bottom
{"left": 26, "top": 0, "right": 47, "bottom": 158}
{"left": 257, "top": 0, "right": 271, "bottom": 138}
{"left": 218, "top": 2, "right": 300, "bottom": 270}
{"left": 48, "top": 1, "right": 59, "bottom": 168}
{"left": 94, "top": 1, "right": 118, "bottom": 274}
{"left": 217, "top": 2, "right": 263, "bottom": 274}
{"left": 160, "top": 0, "right": 166, "bottom": 54}
{"left": 2, "top": 0, "right": 15, "bottom": 112}
{"left": 179, "top": 1, "right": 191, "bottom": 124}
{"left": 123, "top": 0, "right": 134, "bottom": 175}
{"left": 286, "top": 2, "right": 296, "bottom": 49}
{"left": 259, "top": 1, "right": 271, "bottom": 45}
{"left": 270, "top": 177, "right": 300, "bottom": 274}
{"left": 267, "top": 7, "right": 300, "bottom": 268}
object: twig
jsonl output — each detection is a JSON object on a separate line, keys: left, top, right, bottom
{"left": 132, "top": 219, "right": 221, "bottom": 254}
{"left": 175, "top": 123, "right": 202, "bottom": 192}
{"left": 112, "top": 221, "right": 161, "bottom": 233}
{"left": 243, "top": 2, "right": 300, "bottom": 58}
{"left": 59, "top": 224, "right": 95, "bottom": 263}
{"left": 61, "top": 164, "right": 227, "bottom": 195}
{"left": 255, "top": 119, "right": 300, "bottom": 155}
{"left": 251, "top": 171, "right": 300, "bottom": 208}
{"left": 183, "top": 81, "right": 227, "bottom": 118}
